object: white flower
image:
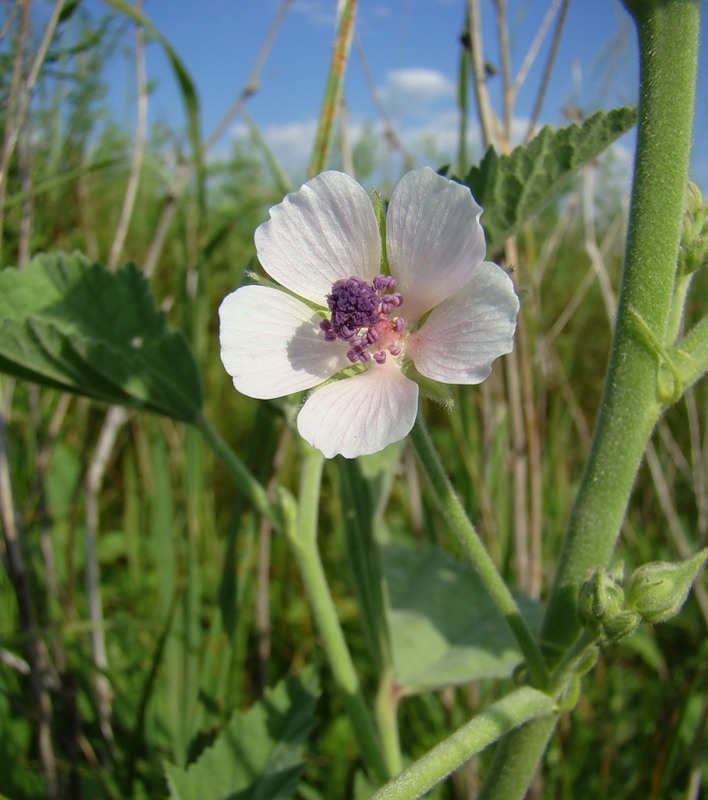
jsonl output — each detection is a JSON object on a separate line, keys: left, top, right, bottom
{"left": 219, "top": 167, "right": 519, "bottom": 459}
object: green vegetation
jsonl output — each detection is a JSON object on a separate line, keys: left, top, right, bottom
{"left": 0, "top": 1, "right": 705, "bottom": 799}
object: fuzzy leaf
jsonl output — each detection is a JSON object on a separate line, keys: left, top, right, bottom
{"left": 464, "top": 107, "right": 637, "bottom": 253}
{"left": 0, "top": 252, "right": 202, "bottom": 421}
{"left": 164, "top": 670, "right": 319, "bottom": 800}
{"left": 384, "top": 545, "right": 541, "bottom": 694}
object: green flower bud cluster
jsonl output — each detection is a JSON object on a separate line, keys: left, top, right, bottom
{"left": 577, "top": 568, "right": 641, "bottom": 643}
{"left": 577, "top": 549, "right": 707, "bottom": 643}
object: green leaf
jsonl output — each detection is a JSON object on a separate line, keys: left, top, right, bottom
{"left": 464, "top": 107, "right": 637, "bottom": 253}
{"left": 384, "top": 545, "right": 541, "bottom": 694}
{"left": 0, "top": 252, "right": 202, "bottom": 421}
{"left": 164, "top": 669, "right": 319, "bottom": 800}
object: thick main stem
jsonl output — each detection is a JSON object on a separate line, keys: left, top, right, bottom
{"left": 479, "top": 3, "right": 700, "bottom": 799}
{"left": 541, "top": 0, "right": 700, "bottom": 660}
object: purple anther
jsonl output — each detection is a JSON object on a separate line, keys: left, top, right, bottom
{"left": 374, "top": 351, "right": 387, "bottom": 364}
{"left": 320, "top": 319, "right": 338, "bottom": 341}
{"left": 373, "top": 274, "right": 397, "bottom": 291}
{"left": 388, "top": 344, "right": 401, "bottom": 356}
{"left": 394, "top": 318, "right": 405, "bottom": 332}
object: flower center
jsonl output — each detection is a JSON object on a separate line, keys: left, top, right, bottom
{"left": 320, "top": 274, "right": 406, "bottom": 365}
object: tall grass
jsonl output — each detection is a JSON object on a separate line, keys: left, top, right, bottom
{"left": 0, "top": 2, "right": 705, "bottom": 799}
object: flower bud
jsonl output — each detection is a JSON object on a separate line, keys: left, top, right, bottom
{"left": 577, "top": 568, "right": 639, "bottom": 642}
{"left": 601, "top": 609, "right": 641, "bottom": 643}
{"left": 678, "top": 182, "right": 708, "bottom": 276}
{"left": 625, "top": 549, "right": 708, "bottom": 624}
{"left": 577, "top": 569, "right": 623, "bottom": 629}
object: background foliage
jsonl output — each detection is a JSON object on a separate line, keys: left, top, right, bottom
{"left": 0, "top": 2, "right": 705, "bottom": 799}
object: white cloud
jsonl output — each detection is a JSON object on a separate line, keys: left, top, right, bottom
{"left": 231, "top": 118, "right": 318, "bottom": 171}
{"left": 381, "top": 68, "right": 455, "bottom": 110}
{"left": 230, "top": 105, "right": 634, "bottom": 198}
{"left": 230, "top": 110, "right": 463, "bottom": 179}
{"left": 229, "top": 109, "right": 467, "bottom": 179}
{"left": 262, "top": 119, "right": 320, "bottom": 164}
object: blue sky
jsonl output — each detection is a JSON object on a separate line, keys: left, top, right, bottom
{"left": 69, "top": 1, "right": 708, "bottom": 186}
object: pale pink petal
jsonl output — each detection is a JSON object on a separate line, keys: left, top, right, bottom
{"left": 254, "top": 171, "right": 381, "bottom": 306}
{"left": 219, "top": 285, "right": 350, "bottom": 399}
{"left": 386, "top": 167, "right": 486, "bottom": 322}
{"left": 297, "top": 362, "right": 419, "bottom": 458}
{"left": 408, "top": 262, "right": 519, "bottom": 384}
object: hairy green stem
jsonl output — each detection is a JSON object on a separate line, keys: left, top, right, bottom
{"left": 283, "top": 448, "right": 389, "bottom": 784}
{"left": 370, "top": 688, "right": 557, "bottom": 800}
{"left": 479, "top": 3, "right": 700, "bottom": 798}
{"left": 476, "top": 716, "right": 557, "bottom": 800}
{"left": 541, "top": 0, "right": 700, "bottom": 662}
{"left": 410, "top": 416, "right": 549, "bottom": 688}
